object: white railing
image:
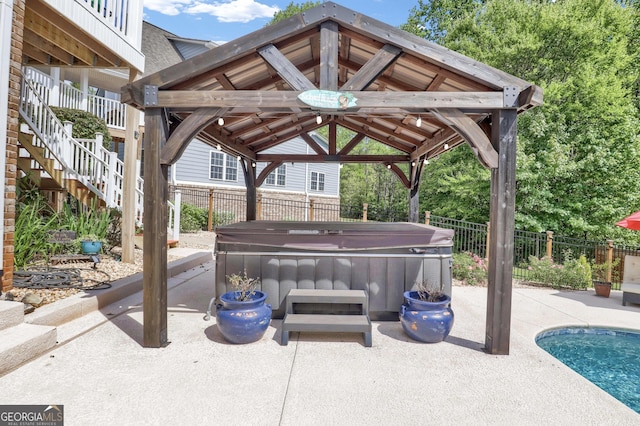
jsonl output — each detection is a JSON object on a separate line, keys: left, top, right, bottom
{"left": 25, "top": 67, "right": 127, "bottom": 130}
{"left": 20, "top": 69, "right": 182, "bottom": 237}
{"left": 82, "top": 0, "right": 138, "bottom": 40}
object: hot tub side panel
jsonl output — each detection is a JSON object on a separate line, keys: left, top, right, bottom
{"left": 215, "top": 252, "right": 452, "bottom": 320}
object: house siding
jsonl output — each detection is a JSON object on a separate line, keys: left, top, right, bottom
{"left": 3, "top": 0, "right": 25, "bottom": 292}
{"left": 174, "top": 137, "right": 340, "bottom": 197}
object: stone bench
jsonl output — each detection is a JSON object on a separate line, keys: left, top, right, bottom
{"left": 281, "top": 289, "right": 372, "bottom": 347}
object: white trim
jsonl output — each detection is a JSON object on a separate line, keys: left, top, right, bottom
{"left": 0, "top": 0, "right": 14, "bottom": 269}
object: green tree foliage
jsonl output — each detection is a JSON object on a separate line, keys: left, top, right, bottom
{"left": 269, "top": 1, "right": 322, "bottom": 25}
{"left": 407, "top": 0, "right": 640, "bottom": 243}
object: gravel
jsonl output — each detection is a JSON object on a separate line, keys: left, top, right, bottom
{"left": 2, "top": 231, "right": 216, "bottom": 310}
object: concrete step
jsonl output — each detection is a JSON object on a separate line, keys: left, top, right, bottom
{"left": 0, "top": 323, "right": 57, "bottom": 376}
{"left": 0, "top": 301, "right": 25, "bottom": 331}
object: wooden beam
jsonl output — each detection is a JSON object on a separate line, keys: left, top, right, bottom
{"left": 257, "top": 154, "right": 409, "bottom": 163}
{"left": 338, "top": 133, "right": 366, "bottom": 155}
{"left": 27, "top": 2, "right": 121, "bottom": 67}
{"left": 160, "top": 108, "right": 221, "bottom": 165}
{"left": 256, "top": 161, "right": 283, "bottom": 187}
{"left": 23, "top": 29, "right": 74, "bottom": 65}
{"left": 485, "top": 109, "right": 517, "bottom": 355}
{"left": 320, "top": 21, "right": 339, "bottom": 90}
{"left": 341, "top": 44, "right": 402, "bottom": 91}
{"left": 141, "top": 90, "right": 506, "bottom": 110}
{"left": 300, "top": 133, "right": 327, "bottom": 155}
{"left": 387, "top": 163, "right": 411, "bottom": 189}
{"left": 432, "top": 108, "right": 498, "bottom": 169}
{"left": 143, "top": 108, "right": 169, "bottom": 348}
{"left": 258, "top": 44, "right": 316, "bottom": 90}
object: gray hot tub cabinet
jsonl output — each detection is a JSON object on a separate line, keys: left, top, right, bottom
{"left": 215, "top": 221, "right": 453, "bottom": 320}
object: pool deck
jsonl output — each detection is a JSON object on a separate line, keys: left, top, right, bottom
{"left": 1, "top": 251, "right": 639, "bottom": 425}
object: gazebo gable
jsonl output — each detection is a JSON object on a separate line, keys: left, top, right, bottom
{"left": 122, "top": 1, "right": 542, "bottom": 177}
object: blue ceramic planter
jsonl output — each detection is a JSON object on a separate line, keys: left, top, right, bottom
{"left": 81, "top": 240, "right": 102, "bottom": 254}
{"left": 216, "top": 290, "right": 272, "bottom": 344}
{"left": 400, "top": 290, "right": 454, "bottom": 343}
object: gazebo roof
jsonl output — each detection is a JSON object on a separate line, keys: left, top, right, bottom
{"left": 122, "top": 1, "right": 542, "bottom": 176}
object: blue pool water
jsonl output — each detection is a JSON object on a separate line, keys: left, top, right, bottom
{"left": 536, "top": 327, "right": 640, "bottom": 414}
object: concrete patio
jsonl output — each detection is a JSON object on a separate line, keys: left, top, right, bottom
{"left": 0, "top": 253, "right": 638, "bottom": 425}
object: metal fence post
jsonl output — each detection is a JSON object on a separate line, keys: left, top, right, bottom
{"left": 363, "top": 203, "right": 368, "bottom": 222}
{"left": 486, "top": 222, "right": 491, "bottom": 261}
{"left": 425, "top": 211, "right": 430, "bottom": 225}
{"left": 546, "top": 231, "right": 553, "bottom": 259}
{"left": 208, "top": 189, "right": 214, "bottom": 232}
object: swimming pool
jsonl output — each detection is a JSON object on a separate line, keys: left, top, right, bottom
{"left": 536, "top": 327, "right": 640, "bottom": 414}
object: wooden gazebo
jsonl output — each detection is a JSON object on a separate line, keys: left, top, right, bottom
{"left": 122, "top": 2, "right": 542, "bottom": 354}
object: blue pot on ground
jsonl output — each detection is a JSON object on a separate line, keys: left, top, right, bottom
{"left": 216, "top": 290, "right": 272, "bottom": 344}
{"left": 81, "top": 240, "right": 102, "bottom": 254}
{"left": 400, "top": 290, "right": 454, "bottom": 343}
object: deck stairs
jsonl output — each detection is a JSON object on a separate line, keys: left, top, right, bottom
{"left": 17, "top": 67, "right": 180, "bottom": 237}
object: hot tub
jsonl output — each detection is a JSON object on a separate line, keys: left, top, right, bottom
{"left": 214, "top": 221, "right": 454, "bottom": 320}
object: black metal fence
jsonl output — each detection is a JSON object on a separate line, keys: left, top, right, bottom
{"left": 172, "top": 185, "right": 638, "bottom": 286}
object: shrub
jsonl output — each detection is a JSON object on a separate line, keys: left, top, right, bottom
{"left": 180, "top": 203, "right": 208, "bottom": 232}
{"left": 452, "top": 252, "right": 488, "bottom": 286}
{"left": 526, "top": 252, "right": 591, "bottom": 289}
{"left": 50, "top": 107, "right": 112, "bottom": 147}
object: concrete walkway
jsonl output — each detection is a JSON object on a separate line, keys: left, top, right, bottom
{"left": 0, "top": 257, "right": 639, "bottom": 425}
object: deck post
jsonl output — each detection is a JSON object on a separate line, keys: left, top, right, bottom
{"left": 485, "top": 108, "right": 517, "bottom": 355}
{"left": 142, "top": 102, "right": 169, "bottom": 348}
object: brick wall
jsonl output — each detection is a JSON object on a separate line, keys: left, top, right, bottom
{"left": 2, "top": 0, "right": 24, "bottom": 292}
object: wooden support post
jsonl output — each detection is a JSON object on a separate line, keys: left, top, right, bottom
{"left": 546, "top": 231, "right": 554, "bottom": 259}
{"left": 485, "top": 109, "right": 517, "bottom": 355}
{"left": 606, "top": 239, "right": 614, "bottom": 282}
{"left": 309, "top": 199, "right": 315, "bottom": 221}
{"left": 244, "top": 160, "right": 257, "bottom": 220}
{"left": 122, "top": 70, "right": 141, "bottom": 264}
{"left": 425, "top": 211, "right": 430, "bottom": 225}
{"left": 142, "top": 106, "right": 169, "bottom": 348}
{"left": 363, "top": 203, "right": 368, "bottom": 222}
{"left": 208, "top": 189, "right": 214, "bottom": 232}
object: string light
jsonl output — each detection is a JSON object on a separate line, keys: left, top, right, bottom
{"left": 423, "top": 158, "right": 429, "bottom": 165}
{"left": 252, "top": 162, "right": 256, "bottom": 168}
{"left": 339, "top": 164, "right": 343, "bottom": 168}
{"left": 218, "top": 117, "right": 224, "bottom": 126}
{"left": 316, "top": 114, "right": 322, "bottom": 125}
{"left": 444, "top": 143, "right": 449, "bottom": 150}
{"left": 411, "top": 161, "right": 416, "bottom": 167}
{"left": 387, "top": 164, "right": 392, "bottom": 169}
{"left": 416, "top": 115, "right": 422, "bottom": 128}
{"left": 216, "top": 144, "right": 221, "bottom": 151}
{"left": 237, "top": 155, "right": 241, "bottom": 161}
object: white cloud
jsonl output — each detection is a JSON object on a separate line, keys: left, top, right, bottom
{"left": 143, "top": 0, "right": 280, "bottom": 23}
{"left": 143, "top": 0, "right": 193, "bottom": 16}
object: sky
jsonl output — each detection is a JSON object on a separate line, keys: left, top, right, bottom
{"left": 142, "top": 0, "right": 421, "bottom": 44}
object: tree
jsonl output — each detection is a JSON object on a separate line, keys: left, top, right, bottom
{"left": 407, "top": 0, "right": 640, "bottom": 243}
{"left": 269, "top": 1, "right": 322, "bottom": 25}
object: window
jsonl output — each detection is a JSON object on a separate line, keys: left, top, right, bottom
{"left": 209, "top": 151, "right": 237, "bottom": 181}
{"left": 266, "top": 164, "right": 286, "bottom": 186}
{"left": 310, "top": 171, "right": 325, "bottom": 191}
